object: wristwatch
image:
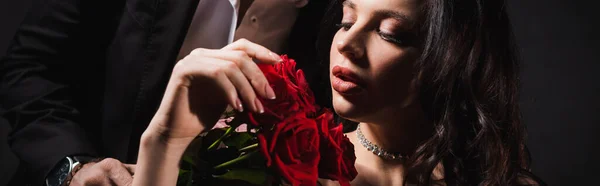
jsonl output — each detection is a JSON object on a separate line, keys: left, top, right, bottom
{"left": 45, "top": 156, "right": 94, "bottom": 186}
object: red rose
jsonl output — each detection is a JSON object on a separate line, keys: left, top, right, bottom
{"left": 316, "top": 109, "right": 358, "bottom": 186}
{"left": 243, "top": 56, "right": 356, "bottom": 186}
{"left": 246, "top": 56, "right": 321, "bottom": 185}
{"left": 257, "top": 113, "right": 320, "bottom": 186}
{"left": 247, "top": 55, "right": 317, "bottom": 128}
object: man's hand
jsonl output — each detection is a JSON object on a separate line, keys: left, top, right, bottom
{"left": 69, "top": 158, "right": 135, "bottom": 186}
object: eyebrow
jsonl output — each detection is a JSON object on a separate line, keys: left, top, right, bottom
{"left": 342, "top": 0, "right": 413, "bottom": 24}
{"left": 375, "top": 10, "right": 412, "bottom": 24}
{"left": 342, "top": 0, "right": 356, "bottom": 9}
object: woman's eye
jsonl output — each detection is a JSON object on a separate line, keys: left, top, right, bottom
{"left": 376, "top": 28, "right": 404, "bottom": 45}
{"left": 336, "top": 22, "right": 354, "bottom": 31}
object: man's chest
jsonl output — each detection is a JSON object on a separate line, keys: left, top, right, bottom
{"left": 177, "top": 0, "right": 306, "bottom": 60}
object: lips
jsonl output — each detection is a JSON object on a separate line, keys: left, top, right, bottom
{"left": 331, "top": 66, "right": 366, "bottom": 95}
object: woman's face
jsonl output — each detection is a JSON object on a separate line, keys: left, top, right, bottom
{"left": 330, "top": 0, "right": 421, "bottom": 123}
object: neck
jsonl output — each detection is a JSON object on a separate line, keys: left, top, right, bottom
{"left": 354, "top": 103, "right": 431, "bottom": 164}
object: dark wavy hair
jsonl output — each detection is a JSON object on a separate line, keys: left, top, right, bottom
{"left": 316, "top": 0, "right": 545, "bottom": 185}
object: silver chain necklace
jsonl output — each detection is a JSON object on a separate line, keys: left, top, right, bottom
{"left": 356, "top": 124, "right": 406, "bottom": 160}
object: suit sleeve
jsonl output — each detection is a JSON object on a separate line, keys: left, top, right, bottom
{"left": 0, "top": 0, "right": 97, "bottom": 184}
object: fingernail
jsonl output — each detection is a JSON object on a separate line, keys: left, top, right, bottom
{"left": 269, "top": 52, "right": 282, "bottom": 62}
{"left": 235, "top": 98, "right": 244, "bottom": 112}
{"left": 254, "top": 97, "right": 264, "bottom": 114}
{"left": 265, "top": 85, "right": 276, "bottom": 100}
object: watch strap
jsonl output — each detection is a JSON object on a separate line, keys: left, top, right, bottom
{"left": 71, "top": 156, "right": 97, "bottom": 165}
{"left": 63, "top": 162, "right": 83, "bottom": 186}
{"left": 62, "top": 156, "right": 101, "bottom": 186}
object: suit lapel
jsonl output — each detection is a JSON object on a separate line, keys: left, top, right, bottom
{"left": 105, "top": 0, "right": 202, "bottom": 161}
{"left": 129, "top": 0, "right": 203, "bottom": 162}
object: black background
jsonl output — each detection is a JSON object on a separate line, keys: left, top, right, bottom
{"left": 507, "top": 1, "right": 600, "bottom": 185}
{"left": 1, "top": 0, "right": 599, "bottom": 185}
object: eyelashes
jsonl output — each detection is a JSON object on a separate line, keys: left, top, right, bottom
{"left": 376, "top": 28, "right": 404, "bottom": 45}
{"left": 335, "top": 22, "right": 406, "bottom": 45}
{"left": 335, "top": 23, "right": 353, "bottom": 31}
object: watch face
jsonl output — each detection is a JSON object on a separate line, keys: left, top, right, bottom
{"left": 46, "top": 158, "right": 72, "bottom": 186}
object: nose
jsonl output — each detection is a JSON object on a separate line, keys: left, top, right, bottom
{"left": 336, "top": 28, "right": 366, "bottom": 60}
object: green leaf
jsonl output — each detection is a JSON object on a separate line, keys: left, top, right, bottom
{"left": 178, "top": 169, "right": 190, "bottom": 176}
{"left": 186, "top": 169, "right": 194, "bottom": 186}
{"left": 177, "top": 169, "right": 193, "bottom": 186}
{"left": 213, "top": 150, "right": 259, "bottom": 170}
{"left": 215, "top": 169, "right": 268, "bottom": 185}
{"left": 204, "top": 148, "right": 240, "bottom": 168}
{"left": 224, "top": 132, "right": 254, "bottom": 149}
{"left": 181, "top": 155, "right": 196, "bottom": 167}
{"left": 238, "top": 143, "right": 258, "bottom": 152}
{"left": 208, "top": 127, "right": 234, "bottom": 151}
{"left": 201, "top": 127, "right": 229, "bottom": 151}
{"left": 247, "top": 151, "right": 267, "bottom": 169}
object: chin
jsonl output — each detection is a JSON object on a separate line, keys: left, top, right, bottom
{"left": 331, "top": 91, "right": 369, "bottom": 122}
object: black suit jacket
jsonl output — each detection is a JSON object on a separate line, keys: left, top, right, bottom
{"left": 0, "top": 0, "right": 329, "bottom": 185}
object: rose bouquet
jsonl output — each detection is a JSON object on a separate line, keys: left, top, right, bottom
{"left": 177, "top": 56, "right": 357, "bottom": 186}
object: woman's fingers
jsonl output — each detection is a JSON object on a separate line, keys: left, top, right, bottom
{"left": 175, "top": 56, "right": 264, "bottom": 113}
{"left": 212, "top": 67, "right": 246, "bottom": 113}
{"left": 217, "top": 60, "right": 264, "bottom": 113}
{"left": 191, "top": 48, "right": 276, "bottom": 100}
{"left": 176, "top": 39, "right": 283, "bottom": 113}
{"left": 172, "top": 57, "right": 241, "bottom": 113}
{"left": 223, "top": 39, "right": 283, "bottom": 64}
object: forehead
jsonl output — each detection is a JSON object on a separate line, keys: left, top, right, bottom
{"left": 342, "top": 0, "right": 420, "bottom": 19}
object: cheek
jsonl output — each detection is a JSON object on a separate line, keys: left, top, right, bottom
{"left": 368, "top": 47, "right": 419, "bottom": 103}
{"left": 369, "top": 46, "right": 415, "bottom": 79}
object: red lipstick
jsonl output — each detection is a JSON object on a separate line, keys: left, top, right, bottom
{"left": 331, "top": 66, "right": 366, "bottom": 95}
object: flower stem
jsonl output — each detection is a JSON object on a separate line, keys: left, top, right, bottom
{"left": 238, "top": 143, "right": 258, "bottom": 152}
{"left": 208, "top": 127, "right": 234, "bottom": 151}
{"left": 213, "top": 150, "right": 259, "bottom": 170}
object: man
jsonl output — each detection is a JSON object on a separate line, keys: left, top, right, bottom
{"left": 0, "top": 113, "right": 22, "bottom": 186}
{"left": 0, "top": 0, "right": 329, "bottom": 185}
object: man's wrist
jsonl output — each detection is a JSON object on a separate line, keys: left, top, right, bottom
{"left": 45, "top": 156, "right": 100, "bottom": 186}
{"left": 63, "top": 162, "right": 83, "bottom": 186}
{"left": 63, "top": 156, "right": 102, "bottom": 186}
{"left": 71, "top": 156, "right": 99, "bottom": 165}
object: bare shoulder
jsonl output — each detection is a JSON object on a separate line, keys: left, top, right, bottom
{"left": 516, "top": 171, "right": 547, "bottom": 186}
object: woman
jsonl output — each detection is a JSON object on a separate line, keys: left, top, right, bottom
{"left": 133, "top": 0, "right": 544, "bottom": 185}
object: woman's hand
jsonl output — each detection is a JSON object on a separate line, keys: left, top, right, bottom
{"left": 146, "top": 39, "right": 281, "bottom": 145}
{"left": 133, "top": 39, "right": 281, "bottom": 186}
